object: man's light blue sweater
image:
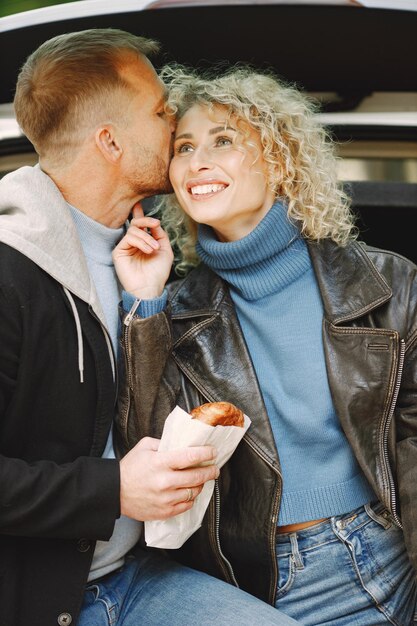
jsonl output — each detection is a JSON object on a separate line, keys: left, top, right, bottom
{"left": 69, "top": 206, "right": 166, "bottom": 581}
{"left": 197, "top": 202, "right": 375, "bottom": 524}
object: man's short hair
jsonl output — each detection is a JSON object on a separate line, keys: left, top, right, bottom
{"left": 13, "top": 28, "right": 160, "bottom": 159}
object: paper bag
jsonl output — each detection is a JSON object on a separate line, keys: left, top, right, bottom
{"left": 144, "top": 405, "right": 251, "bottom": 549}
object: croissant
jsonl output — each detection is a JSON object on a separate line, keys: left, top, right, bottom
{"left": 190, "top": 401, "right": 244, "bottom": 427}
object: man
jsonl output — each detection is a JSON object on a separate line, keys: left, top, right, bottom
{"left": 0, "top": 29, "right": 300, "bottom": 626}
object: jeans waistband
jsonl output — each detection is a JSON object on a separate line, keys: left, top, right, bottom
{"left": 275, "top": 501, "right": 390, "bottom": 552}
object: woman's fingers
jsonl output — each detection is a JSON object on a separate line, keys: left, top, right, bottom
{"left": 147, "top": 222, "right": 170, "bottom": 243}
{"left": 132, "top": 202, "right": 144, "bottom": 219}
{"left": 120, "top": 227, "right": 161, "bottom": 254}
{"left": 129, "top": 215, "right": 160, "bottom": 230}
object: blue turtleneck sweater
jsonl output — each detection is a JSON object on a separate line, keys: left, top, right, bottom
{"left": 197, "top": 202, "right": 375, "bottom": 524}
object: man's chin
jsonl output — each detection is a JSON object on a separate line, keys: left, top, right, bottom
{"left": 160, "top": 182, "right": 174, "bottom": 195}
{"left": 145, "top": 179, "right": 174, "bottom": 197}
{"left": 139, "top": 183, "right": 175, "bottom": 214}
{"left": 130, "top": 162, "right": 173, "bottom": 197}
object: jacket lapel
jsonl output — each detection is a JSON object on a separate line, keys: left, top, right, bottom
{"left": 307, "top": 239, "right": 392, "bottom": 324}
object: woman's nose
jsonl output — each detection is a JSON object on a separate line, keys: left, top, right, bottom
{"left": 188, "top": 145, "right": 213, "bottom": 171}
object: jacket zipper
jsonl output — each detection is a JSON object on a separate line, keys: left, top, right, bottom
{"left": 380, "top": 337, "right": 405, "bottom": 528}
{"left": 244, "top": 437, "right": 281, "bottom": 605}
{"left": 211, "top": 480, "right": 239, "bottom": 586}
{"left": 119, "top": 299, "right": 141, "bottom": 441}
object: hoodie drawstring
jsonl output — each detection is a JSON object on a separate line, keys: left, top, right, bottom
{"left": 63, "top": 287, "right": 84, "bottom": 383}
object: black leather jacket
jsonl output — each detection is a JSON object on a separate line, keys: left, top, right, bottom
{"left": 117, "top": 238, "right": 417, "bottom": 605}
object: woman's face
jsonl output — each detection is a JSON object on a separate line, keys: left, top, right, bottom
{"left": 169, "top": 104, "right": 276, "bottom": 242}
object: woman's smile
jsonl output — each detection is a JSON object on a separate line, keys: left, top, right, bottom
{"left": 186, "top": 179, "right": 229, "bottom": 199}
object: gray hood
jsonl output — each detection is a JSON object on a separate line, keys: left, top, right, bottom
{"left": 0, "top": 164, "right": 106, "bottom": 327}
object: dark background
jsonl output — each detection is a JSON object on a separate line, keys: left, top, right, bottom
{"left": 2, "top": 5, "right": 417, "bottom": 104}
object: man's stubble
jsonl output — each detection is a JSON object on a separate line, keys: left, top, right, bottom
{"left": 129, "top": 142, "right": 174, "bottom": 198}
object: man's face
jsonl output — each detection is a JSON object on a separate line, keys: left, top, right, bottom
{"left": 119, "top": 56, "right": 175, "bottom": 196}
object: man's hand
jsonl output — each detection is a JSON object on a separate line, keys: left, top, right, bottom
{"left": 113, "top": 203, "right": 174, "bottom": 300}
{"left": 119, "top": 437, "right": 220, "bottom": 521}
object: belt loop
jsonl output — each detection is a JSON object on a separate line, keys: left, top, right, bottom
{"left": 365, "top": 502, "right": 392, "bottom": 529}
{"left": 290, "top": 533, "right": 304, "bottom": 570}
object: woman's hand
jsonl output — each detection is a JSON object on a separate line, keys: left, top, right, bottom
{"left": 113, "top": 203, "right": 174, "bottom": 300}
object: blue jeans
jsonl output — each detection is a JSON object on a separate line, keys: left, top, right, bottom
{"left": 79, "top": 548, "right": 299, "bottom": 625}
{"left": 275, "top": 502, "right": 417, "bottom": 625}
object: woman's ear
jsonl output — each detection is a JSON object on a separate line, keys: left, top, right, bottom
{"left": 95, "top": 126, "right": 123, "bottom": 163}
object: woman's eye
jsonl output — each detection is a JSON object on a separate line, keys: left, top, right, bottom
{"left": 176, "top": 143, "right": 194, "bottom": 154}
{"left": 215, "top": 136, "right": 233, "bottom": 147}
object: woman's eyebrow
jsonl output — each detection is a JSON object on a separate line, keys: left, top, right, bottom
{"left": 174, "top": 132, "right": 193, "bottom": 141}
{"left": 209, "top": 125, "right": 236, "bottom": 135}
{"left": 175, "top": 126, "right": 236, "bottom": 141}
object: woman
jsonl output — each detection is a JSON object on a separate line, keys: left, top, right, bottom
{"left": 113, "top": 65, "right": 417, "bottom": 625}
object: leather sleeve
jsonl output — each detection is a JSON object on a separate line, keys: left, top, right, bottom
{"left": 116, "top": 306, "right": 180, "bottom": 452}
{"left": 395, "top": 334, "right": 417, "bottom": 574}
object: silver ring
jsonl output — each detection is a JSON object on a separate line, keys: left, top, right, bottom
{"left": 185, "top": 488, "right": 194, "bottom": 503}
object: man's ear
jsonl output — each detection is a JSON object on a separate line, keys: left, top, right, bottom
{"left": 95, "top": 126, "right": 123, "bottom": 163}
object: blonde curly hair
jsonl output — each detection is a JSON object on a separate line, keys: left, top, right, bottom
{"left": 156, "top": 64, "right": 357, "bottom": 274}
